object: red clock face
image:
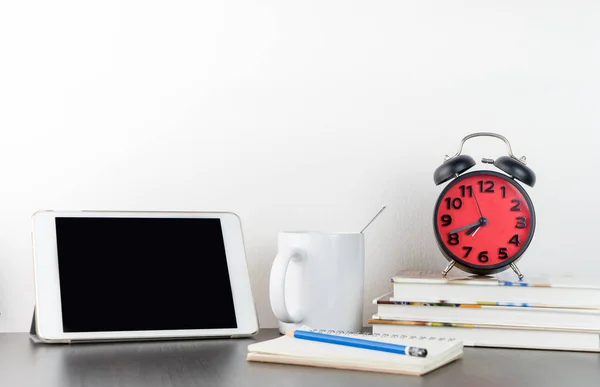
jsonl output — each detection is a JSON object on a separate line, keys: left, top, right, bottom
{"left": 434, "top": 171, "right": 535, "bottom": 274}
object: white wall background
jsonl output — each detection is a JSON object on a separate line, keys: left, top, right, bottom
{"left": 1, "top": 1, "right": 600, "bottom": 332}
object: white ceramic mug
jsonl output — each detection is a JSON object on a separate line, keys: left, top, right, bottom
{"left": 269, "top": 231, "right": 365, "bottom": 334}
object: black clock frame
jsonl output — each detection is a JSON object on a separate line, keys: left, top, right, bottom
{"left": 433, "top": 170, "right": 536, "bottom": 276}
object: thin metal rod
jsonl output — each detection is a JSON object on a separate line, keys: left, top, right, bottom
{"left": 510, "top": 263, "right": 524, "bottom": 280}
{"left": 442, "top": 261, "right": 455, "bottom": 277}
{"left": 360, "top": 206, "right": 387, "bottom": 233}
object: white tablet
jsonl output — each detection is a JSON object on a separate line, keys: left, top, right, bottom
{"left": 31, "top": 210, "right": 259, "bottom": 343}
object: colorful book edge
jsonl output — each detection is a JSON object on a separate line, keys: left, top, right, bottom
{"left": 372, "top": 293, "right": 600, "bottom": 310}
{"left": 391, "top": 270, "right": 600, "bottom": 290}
{"left": 368, "top": 318, "right": 600, "bottom": 333}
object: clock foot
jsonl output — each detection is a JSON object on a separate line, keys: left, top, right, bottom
{"left": 510, "top": 263, "right": 524, "bottom": 280}
{"left": 442, "top": 261, "right": 455, "bottom": 277}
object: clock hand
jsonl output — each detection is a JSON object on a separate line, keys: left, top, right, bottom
{"left": 466, "top": 225, "right": 479, "bottom": 236}
{"left": 473, "top": 192, "right": 484, "bottom": 218}
{"left": 449, "top": 221, "right": 482, "bottom": 235}
{"left": 450, "top": 217, "right": 489, "bottom": 235}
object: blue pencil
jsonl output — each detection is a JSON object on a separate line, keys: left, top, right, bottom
{"left": 285, "top": 329, "right": 428, "bottom": 357}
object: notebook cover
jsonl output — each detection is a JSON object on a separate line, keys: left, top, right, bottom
{"left": 246, "top": 352, "right": 463, "bottom": 376}
{"left": 247, "top": 328, "right": 464, "bottom": 376}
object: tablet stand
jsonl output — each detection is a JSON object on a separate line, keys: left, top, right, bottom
{"left": 28, "top": 307, "right": 241, "bottom": 343}
{"left": 29, "top": 309, "right": 43, "bottom": 343}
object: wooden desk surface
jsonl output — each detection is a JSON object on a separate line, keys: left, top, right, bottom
{"left": 1, "top": 329, "right": 599, "bottom": 386}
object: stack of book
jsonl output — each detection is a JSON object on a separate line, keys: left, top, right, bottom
{"left": 369, "top": 270, "right": 600, "bottom": 352}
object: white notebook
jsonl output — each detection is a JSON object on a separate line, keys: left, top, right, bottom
{"left": 247, "top": 327, "right": 463, "bottom": 376}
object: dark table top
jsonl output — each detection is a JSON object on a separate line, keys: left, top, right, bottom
{"left": 1, "top": 329, "right": 599, "bottom": 387}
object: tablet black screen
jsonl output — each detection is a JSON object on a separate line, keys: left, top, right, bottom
{"left": 55, "top": 217, "right": 238, "bottom": 332}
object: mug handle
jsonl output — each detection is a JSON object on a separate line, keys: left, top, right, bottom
{"left": 269, "top": 249, "right": 304, "bottom": 323}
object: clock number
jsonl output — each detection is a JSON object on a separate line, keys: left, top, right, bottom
{"left": 510, "top": 199, "right": 521, "bottom": 211}
{"left": 515, "top": 216, "right": 527, "bottom": 229}
{"left": 444, "top": 197, "right": 463, "bottom": 210}
{"left": 500, "top": 186, "right": 506, "bottom": 198}
{"left": 459, "top": 185, "right": 473, "bottom": 197}
{"left": 478, "top": 251, "right": 489, "bottom": 262}
{"left": 462, "top": 246, "right": 472, "bottom": 258}
{"left": 441, "top": 214, "right": 452, "bottom": 227}
{"left": 478, "top": 180, "right": 495, "bottom": 193}
{"left": 509, "top": 234, "right": 521, "bottom": 247}
{"left": 448, "top": 233, "right": 459, "bottom": 245}
{"left": 498, "top": 247, "right": 509, "bottom": 259}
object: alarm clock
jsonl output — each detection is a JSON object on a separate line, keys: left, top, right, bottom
{"left": 432, "top": 132, "right": 536, "bottom": 280}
